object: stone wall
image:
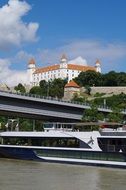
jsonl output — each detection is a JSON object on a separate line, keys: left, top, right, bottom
{"left": 90, "top": 87, "right": 126, "bottom": 95}
{"left": 63, "top": 86, "right": 126, "bottom": 101}
{"left": 64, "top": 87, "right": 80, "bottom": 100}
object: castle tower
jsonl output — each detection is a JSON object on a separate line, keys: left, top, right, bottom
{"left": 60, "top": 54, "right": 68, "bottom": 68}
{"left": 95, "top": 59, "right": 101, "bottom": 73}
{"left": 64, "top": 80, "right": 80, "bottom": 100}
{"left": 27, "top": 58, "right": 36, "bottom": 85}
{"left": 59, "top": 54, "right": 68, "bottom": 79}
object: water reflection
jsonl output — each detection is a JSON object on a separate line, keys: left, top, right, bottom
{"left": 0, "top": 159, "right": 126, "bottom": 190}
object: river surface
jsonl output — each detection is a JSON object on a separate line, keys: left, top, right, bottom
{"left": 0, "top": 158, "right": 126, "bottom": 190}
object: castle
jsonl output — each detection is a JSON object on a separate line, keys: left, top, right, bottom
{"left": 27, "top": 55, "right": 101, "bottom": 86}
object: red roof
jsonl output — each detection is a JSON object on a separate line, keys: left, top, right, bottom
{"left": 28, "top": 58, "right": 35, "bottom": 65}
{"left": 61, "top": 54, "right": 67, "bottom": 60}
{"left": 68, "top": 64, "right": 96, "bottom": 71}
{"left": 95, "top": 59, "right": 101, "bottom": 65}
{"left": 33, "top": 64, "right": 96, "bottom": 74}
{"left": 34, "top": 64, "right": 60, "bottom": 74}
{"left": 65, "top": 80, "right": 80, "bottom": 88}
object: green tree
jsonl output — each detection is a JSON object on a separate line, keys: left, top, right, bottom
{"left": 72, "top": 93, "right": 86, "bottom": 103}
{"left": 14, "top": 83, "right": 26, "bottom": 93}
{"left": 29, "top": 86, "right": 42, "bottom": 95}
{"left": 85, "top": 85, "right": 91, "bottom": 95}
{"left": 39, "top": 80, "right": 48, "bottom": 96}
{"left": 0, "top": 116, "right": 7, "bottom": 131}
{"left": 74, "top": 70, "right": 103, "bottom": 87}
{"left": 82, "top": 105, "right": 105, "bottom": 122}
{"left": 82, "top": 105, "right": 98, "bottom": 122}
{"left": 107, "top": 108, "right": 123, "bottom": 123}
{"left": 49, "top": 78, "right": 67, "bottom": 98}
{"left": 19, "top": 119, "right": 33, "bottom": 131}
{"left": 103, "top": 71, "right": 118, "bottom": 86}
{"left": 34, "top": 120, "right": 44, "bottom": 131}
{"left": 116, "top": 72, "right": 126, "bottom": 86}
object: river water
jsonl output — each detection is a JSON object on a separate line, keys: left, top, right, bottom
{"left": 0, "top": 158, "right": 126, "bottom": 190}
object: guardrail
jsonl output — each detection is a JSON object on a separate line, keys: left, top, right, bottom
{"left": 0, "top": 89, "right": 89, "bottom": 105}
{"left": 0, "top": 89, "right": 109, "bottom": 108}
{"left": 0, "top": 89, "right": 126, "bottom": 114}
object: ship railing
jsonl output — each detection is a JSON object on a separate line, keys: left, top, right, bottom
{"left": 100, "top": 131, "right": 126, "bottom": 136}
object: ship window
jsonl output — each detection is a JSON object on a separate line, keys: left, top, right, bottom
{"left": 111, "top": 139, "right": 116, "bottom": 145}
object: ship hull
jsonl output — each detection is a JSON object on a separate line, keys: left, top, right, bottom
{"left": 0, "top": 145, "right": 126, "bottom": 169}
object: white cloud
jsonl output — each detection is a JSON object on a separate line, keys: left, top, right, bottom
{"left": 0, "top": 59, "right": 11, "bottom": 78}
{"left": 68, "top": 56, "right": 87, "bottom": 66}
{"left": 12, "top": 50, "right": 34, "bottom": 64}
{"left": 38, "top": 40, "right": 126, "bottom": 72}
{"left": 0, "top": 0, "right": 39, "bottom": 49}
{"left": 6, "top": 70, "right": 28, "bottom": 85}
{"left": 0, "top": 58, "right": 28, "bottom": 86}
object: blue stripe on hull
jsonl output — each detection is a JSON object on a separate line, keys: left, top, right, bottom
{"left": 0, "top": 147, "right": 41, "bottom": 161}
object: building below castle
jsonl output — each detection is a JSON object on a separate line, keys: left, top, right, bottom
{"left": 27, "top": 54, "right": 101, "bottom": 86}
{"left": 64, "top": 80, "right": 81, "bottom": 100}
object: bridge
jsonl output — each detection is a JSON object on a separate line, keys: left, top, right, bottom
{"left": 0, "top": 90, "right": 122, "bottom": 122}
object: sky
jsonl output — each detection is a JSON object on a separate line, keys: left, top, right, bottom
{"left": 0, "top": 0, "right": 126, "bottom": 86}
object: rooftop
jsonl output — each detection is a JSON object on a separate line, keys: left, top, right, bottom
{"left": 28, "top": 58, "right": 36, "bottom": 65}
{"left": 65, "top": 80, "right": 80, "bottom": 88}
{"left": 34, "top": 64, "right": 96, "bottom": 74}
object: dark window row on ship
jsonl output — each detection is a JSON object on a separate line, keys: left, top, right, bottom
{"left": 0, "top": 137, "right": 90, "bottom": 148}
{"left": 98, "top": 138, "right": 126, "bottom": 152}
